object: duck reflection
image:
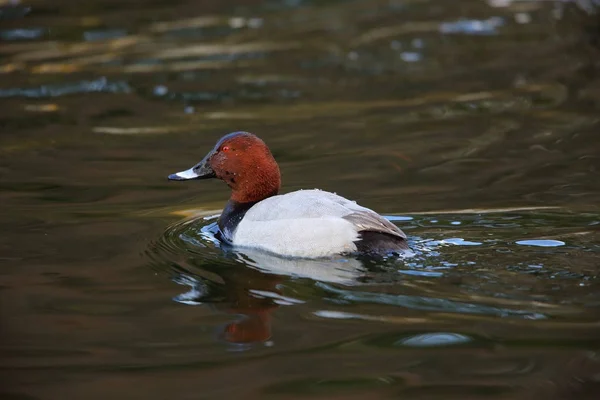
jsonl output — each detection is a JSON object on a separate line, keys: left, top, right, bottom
{"left": 171, "top": 249, "right": 366, "bottom": 347}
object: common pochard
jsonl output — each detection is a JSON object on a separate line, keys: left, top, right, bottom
{"left": 168, "top": 132, "right": 409, "bottom": 258}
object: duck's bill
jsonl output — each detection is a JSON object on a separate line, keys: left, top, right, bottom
{"left": 168, "top": 159, "right": 216, "bottom": 181}
{"left": 168, "top": 168, "right": 203, "bottom": 181}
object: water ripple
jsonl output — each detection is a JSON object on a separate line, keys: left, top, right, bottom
{"left": 316, "top": 282, "right": 548, "bottom": 320}
{"left": 439, "top": 17, "right": 505, "bottom": 35}
{"left": 516, "top": 239, "right": 566, "bottom": 247}
{"left": 396, "top": 332, "right": 473, "bottom": 347}
{"left": 0, "top": 77, "right": 131, "bottom": 98}
{"left": 0, "top": 28, "right": 44, "bottom": 40}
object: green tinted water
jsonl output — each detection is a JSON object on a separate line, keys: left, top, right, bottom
{"left": 1, "top": 0, "right": 599, "bottom": 399}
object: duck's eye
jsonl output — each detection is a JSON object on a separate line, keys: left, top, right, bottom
{"left": 222, "top": 146, "right": 230, "bottom": 152}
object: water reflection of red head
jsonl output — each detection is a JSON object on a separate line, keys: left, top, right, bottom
{"left": 223, "top": 311, "right": 273, "bottom": 344}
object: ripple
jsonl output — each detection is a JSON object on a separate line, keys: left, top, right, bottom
{"left": 516, "top": 239, "right": 566, "bottom": 247}
{"left": 83, "top": 29, "right": 128, "bottom": 42}
{"left": 0, "top": 77, "right": 131, "bottom": 98}
{"left": 237, "top": 249, "right": 366, "bottom": 285}
{"left": 0, "top": 4, "right": 31, "bottom": 20}
{"left": 0, "top": 28, "right": 45, "bottom": 40}
{"left": 439, "top": 17, "right": 505, "bottom": 35}
{"left": 398, "top": 269, "right": 444, "bottom": 277}
{"left": 249, "top": 289, "right": 305, "bottom": 305}
{"left": 147, "top": 209, "right": 599, "bottom": 330}
{"left": 172, "top": 274, "right": 208, "bottom": 305}
{"left": 316, "top": 282, "right": 548, "bottom": 320}
{"left": 399, "top": 51, "right": 422, "bottom": 62}
{"left": 396, "top": 332, "right": 473, "bottom": 347}
{"left": 148, "top": 214, "right": 369, "bottom": 285}
{"left": 440, "top": 238, "right": 483, "bottom": 246}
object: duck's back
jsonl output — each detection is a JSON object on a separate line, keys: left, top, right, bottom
{"left": 232, "top": 189, "right": 407, "bottom": 257}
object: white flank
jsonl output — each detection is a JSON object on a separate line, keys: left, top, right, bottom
{"left": 234, "top": 217, "right": 359, "bottom": 258}
{"left": 230, "top": 189, "right": 401, "bottom": 258}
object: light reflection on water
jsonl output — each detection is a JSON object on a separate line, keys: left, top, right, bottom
{"left": 148, "top": 209, "right": 599, "bottom": 350}
{"left": 1, "top": 0, "right": 600, "bottom": 398}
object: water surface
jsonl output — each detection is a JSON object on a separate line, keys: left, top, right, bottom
{"left": 1, "top": 0, "right": 600, "bottom": 399}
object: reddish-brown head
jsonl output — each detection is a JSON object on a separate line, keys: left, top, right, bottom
{"left": 168, "top": 132, "right": 281, "bottom": 203}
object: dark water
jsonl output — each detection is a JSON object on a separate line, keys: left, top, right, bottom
{"left": 2, "top": 0, "right": 600, "bottom": 398}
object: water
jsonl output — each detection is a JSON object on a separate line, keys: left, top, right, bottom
{"left": 1, "top": 0, "right": 600, "bottom": 398}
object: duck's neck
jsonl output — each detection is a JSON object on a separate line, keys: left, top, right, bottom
{"left": 217, "top": 199, "right": 258, "bottom": 242}
{"left": 219, "top": 159, "right": 281, "bottom": 241}
{"left": 229, "top": 160, "right": 281, "bottom": 204}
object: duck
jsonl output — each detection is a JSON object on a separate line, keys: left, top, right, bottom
{"left": 168, "top": 131, "right": 409, "bottom": 258}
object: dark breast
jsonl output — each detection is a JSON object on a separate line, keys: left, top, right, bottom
{"left": 218, "top": 199, "right": 257, "bottom": 243}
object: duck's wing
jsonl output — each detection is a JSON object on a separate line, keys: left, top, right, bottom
{"left": 342, "top": 210, "right": 407, "bottom": 240}
{"left": 242, "top": 189, "right": 406, "bottom": 240}
{"left": 233, "top": 190, "right": 408, "bottom": 257}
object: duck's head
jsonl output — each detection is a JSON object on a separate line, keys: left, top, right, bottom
{"left": 168, "top": 131, "right": 281, "bottom": 203}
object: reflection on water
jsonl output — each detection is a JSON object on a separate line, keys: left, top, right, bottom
{"left": 151, "top": 215, "right": 371, "bottom": 347}
{"left": 139, "top": 208, "right": 600, "bottom": 398}
{"left": 0, "top": 76, "right": 131, "bottom": 98}
{"left": 149, "top": 210, "right": 599, "bottom": 343}
{"left": 1, "top": 0, "right": 600, "bottom": 398}
{"left": 395, "top": 332, "right": 472, "bottom": 347}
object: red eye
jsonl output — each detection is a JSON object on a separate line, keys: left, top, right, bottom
{"left": 222, "top": 146, "right": 230, "bottom": 152}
